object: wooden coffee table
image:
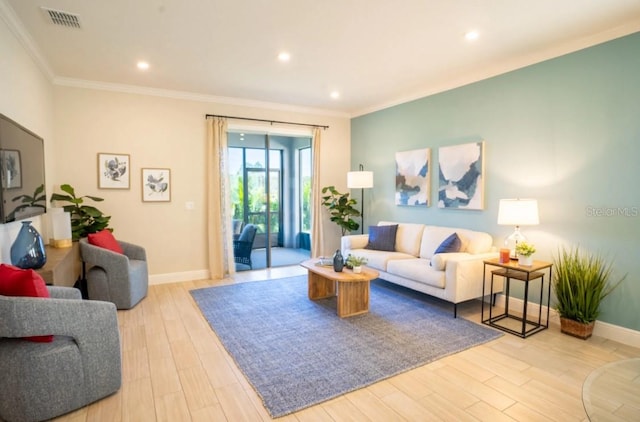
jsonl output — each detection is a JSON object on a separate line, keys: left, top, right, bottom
{"left": 300, "top": 259, "right": 380, "bottom": 318}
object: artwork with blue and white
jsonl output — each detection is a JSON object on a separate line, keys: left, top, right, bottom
{"left": 438, "top": 141, "right": 484, "bottom": 210}
{"left": 395, "top": 148, "right": 430, "bottom": 206}
{"left": 142, "top": 168, "right": 171, "bottom": 202}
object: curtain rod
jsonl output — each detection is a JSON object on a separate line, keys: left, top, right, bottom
{"left": 205, "top": 114, "right": 329, "bottom": 130}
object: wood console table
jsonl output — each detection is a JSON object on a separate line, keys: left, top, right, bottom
{"left": 35, "top": 243, "right": 82, "bottom": 287}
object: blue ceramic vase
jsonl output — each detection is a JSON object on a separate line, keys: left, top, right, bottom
{"left": 10, "top": 221, "right": 47, "bottom": 269}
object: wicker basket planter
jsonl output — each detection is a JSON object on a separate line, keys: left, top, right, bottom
{"left": 560, "top": 317, "right": 595, "bottom": 340}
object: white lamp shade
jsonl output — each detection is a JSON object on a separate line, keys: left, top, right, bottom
{"left": 347, "top": 171, "right": 373, "bottom": 189}
{"left": 497, "top": 199, "right": 539, "bottom": 226}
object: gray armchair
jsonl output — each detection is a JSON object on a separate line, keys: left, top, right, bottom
{"left": 0, "top": 286, "right": 121, "bottom": 422}
{"left": 79, "top": 238, "right": 149, "bottom": 309}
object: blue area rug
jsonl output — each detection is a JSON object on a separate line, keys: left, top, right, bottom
{"left": 190, "top": 276, "right": 502, "bottom": 418}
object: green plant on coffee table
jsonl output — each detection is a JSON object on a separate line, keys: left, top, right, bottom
{"left": 320, "top": 185, "right": 360, "bottom": 235}
{"left": 515, "top": 241, "right": 536, "bottom": 257}
{"left": 553, "top": 246, "right": 625, "bottom": 325}
{"left": 50, "top": 184, "right": 111, "bottom": 241}
{"left": 346, "top": 255, "right": 368, "bottom": 268}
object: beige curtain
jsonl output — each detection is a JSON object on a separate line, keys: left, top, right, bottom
{"left": 206, "top": 116, "right": 235, "bottom": 278}
{"left": 310, "top": 127, "right": 324, "bottom": 258}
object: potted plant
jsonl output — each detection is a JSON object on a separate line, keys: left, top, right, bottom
{"left": 515, "top": 241, "right": 536, "bottom": 266}
{"left": 553, "top": 246, "right": 626, "bottom": 339}
{"left": 320, "top": 186, "right": 360, "bottom": 235}
{"left": 346, "top": 255, "right": 368, "bottom": 273}
{"left": 50, "top": 184, "right": 111, "bottom": 240}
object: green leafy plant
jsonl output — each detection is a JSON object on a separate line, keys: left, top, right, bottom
{"left": 50, "top": 184, "right": 111, "bottom": 240}
{"left": 321, "top": 186, "right": 360, "bottom": 235}
{"left": 553, "top": 246, "right": 625, "bottom": 324}
{"left": 7, "top": 183, "right": 47, "bottom": 221}
{"left": 346, "top": 255, "right": 368, "bottom": 267}
{"left": 515, "top": 241, "right": 536, "bottom": 257}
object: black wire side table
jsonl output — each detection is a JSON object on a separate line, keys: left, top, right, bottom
{"left": 481, "top": 258, "right": 553, "bottom": 338}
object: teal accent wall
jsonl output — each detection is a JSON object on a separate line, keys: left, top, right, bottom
{"left": 352, "top": 32, "right": 640, "bottom": 331}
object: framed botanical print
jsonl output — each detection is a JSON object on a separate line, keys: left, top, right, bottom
{"left": 98, "top": 153, "right": 130, "bottom": 189}
{"left": 141, "top": 168, "right": 171, "bottom": 202}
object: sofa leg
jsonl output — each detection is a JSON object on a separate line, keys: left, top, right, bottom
{"left": 492, "top": 293, "right": 497, "bottom": 306}
{"left": 453, "top": 303, "right": 457, "bottom": 318}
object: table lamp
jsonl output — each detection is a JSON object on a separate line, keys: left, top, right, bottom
{"left": 497, "top": 198, "right": 539, "bottom": 259}
{"left": 347, "top": 164, "right": 374, "bottom": 234}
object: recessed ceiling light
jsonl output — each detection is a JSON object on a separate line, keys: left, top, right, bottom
{"left": 330, "top": 91, "right": 340, "bottom": 99}
{"left": 137, "top": 61, "right": 150, "bottom": 70}
{"left": 464, "top": 31, "right": 479, "bottom": 41}
{"left": 278, "top": 52, "right": 291, "bottom": 62}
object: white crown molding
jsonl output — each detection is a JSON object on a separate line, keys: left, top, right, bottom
{"left": 0, "top": 0, "right": 55, "bottom": 81}
{"left": 351, "top": 19, "right": 640, "bottom": 118}
{"left": 53, "top": 77, "right": 350, "bottom": 119}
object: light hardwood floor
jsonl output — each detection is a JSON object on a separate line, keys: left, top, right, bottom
{"left": 53, "top": 266, "right": 640, "bottom": 421}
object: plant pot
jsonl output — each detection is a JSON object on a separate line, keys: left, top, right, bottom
{"left": 518, "top": 255, "right": 533, "bottom": 266}
{"left": 560, "top": 317, "right": 595, "bottom": 340}
{"left": 353, "top": 266, "right": 362, "bottom": 274}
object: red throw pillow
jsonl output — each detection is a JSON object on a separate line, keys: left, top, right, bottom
{"left": 88, "top": 230, "right": 124, "bottom": 254}
{"left": 0, "top": 264, "right": 53, "bottom": 342}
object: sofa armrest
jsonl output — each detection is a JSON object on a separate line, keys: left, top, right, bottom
{"left": 443, "top": 252, "right": 501, "bottom": 303}
{"left": 341, "top": 234, "right": 369, "bottom": 253}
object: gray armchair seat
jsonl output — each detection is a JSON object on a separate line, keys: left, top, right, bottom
{"left": 0, "top": 286, "right": 121, "bottom": 422}
{"left": 79, "top": 238, "right": 149, "bottom": 309}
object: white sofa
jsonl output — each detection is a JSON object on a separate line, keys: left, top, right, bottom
{"left": 341, "top": 221, "right": 500, "bottom": 317}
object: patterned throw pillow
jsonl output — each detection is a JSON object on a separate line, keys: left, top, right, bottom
{"left": 365, "top": 224, "right": 398, "bottom": 252}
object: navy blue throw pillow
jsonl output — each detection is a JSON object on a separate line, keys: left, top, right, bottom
{"left": 434, "top": 233, "right": 461, "bottom": 254}
{"left": 365, "top": 225, "right": 398, "bottom": 252}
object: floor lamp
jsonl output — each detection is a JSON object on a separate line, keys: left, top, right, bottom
{"left": 347, "top": 164, "right": 374, "bottom": 234}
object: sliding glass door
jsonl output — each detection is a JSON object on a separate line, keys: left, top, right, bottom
{"left": 228, "top": 131, "right": 311, "bottom": 270}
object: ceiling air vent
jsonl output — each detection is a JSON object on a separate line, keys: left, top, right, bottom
{"left": 41, "top": 7, "right": 81, "bottom": 29}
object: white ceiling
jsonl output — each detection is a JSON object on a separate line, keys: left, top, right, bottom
{"left": 4, "top": 0, "right": 640, "bottom": 117}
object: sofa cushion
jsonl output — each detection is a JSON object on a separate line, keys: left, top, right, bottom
{"left": 346, "top": 249, "right": 415, "bottom": 272}
{"left": 366, "top": 224, "right": 398, "bottom": 251}
{"left": 420, "top": 226, "right": 492, "bottom": 259}
{"left": 88, "top": 230, "right": 124, "bottom": 254}
{"left": 378, "top": 221, "right": 425, "bottom": 256}
{"left": 386, "top": 258, "right": 446, "bottom": 289}
{"left": 0, "top": 264, "right": 53, "bottom": 343}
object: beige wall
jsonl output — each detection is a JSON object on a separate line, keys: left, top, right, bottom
{"left": 53, "top": 86, "right": 351, "bottom": 282}
{"left": 0, "top": 14, "right": 54, "bottom": 262}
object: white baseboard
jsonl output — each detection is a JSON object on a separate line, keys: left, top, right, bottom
{"left": 494, "top": 295, "right": 640, "bottom": 349}
{"left": 149, "top": 270, "right": 210, "bottom": 285}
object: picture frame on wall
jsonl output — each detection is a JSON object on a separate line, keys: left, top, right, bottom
{"left": 0, "top": 149, "right": 22, "bottom": 189}
{"left": 395, "top": 148, "right": 430, "bottom": 206}
{"left": 141, "top": 168, "right": 171, "bottom": 202}
{"left": 437, "top": 141, "right": 485, "bottom": 210}
{"left": 98, "top": 153, "right": 130, "bottom": 189}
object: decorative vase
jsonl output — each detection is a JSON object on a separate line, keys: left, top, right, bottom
{"left": 353, "top": 266, "right": 362, "bottom": 274}
{"left": 518, "top": 255, "right": 533, "bottom": 266}
{"left": 332, "top": 249, "right": 344, "bottom": 272}
{"left": 10, "top": 221, "right": 47, "bottom": 269}
{"left": 560, "top": 317, "right": 595, "bottom": 340}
